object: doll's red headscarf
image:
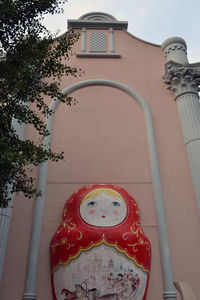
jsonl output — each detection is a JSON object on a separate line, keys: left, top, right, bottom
{"left": 50, "top": 184, "right": 151, "bottom": 274}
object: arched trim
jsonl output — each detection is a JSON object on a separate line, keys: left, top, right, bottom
{"left": 23, "top": 79, "right": 176, "bottom": 300}
{"left": 79, "top": 12, "right": 117, "bottom": 21}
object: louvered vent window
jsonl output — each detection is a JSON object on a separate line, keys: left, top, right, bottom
{"left": 90, "top": 31, "right": 107, "bottom": 52}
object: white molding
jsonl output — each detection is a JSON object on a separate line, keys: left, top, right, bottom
{"left": 76, "top": 52, "right": 121, "bottom": 58}
{"left": 23, "top": 79, "right": 176, "bottom": 300}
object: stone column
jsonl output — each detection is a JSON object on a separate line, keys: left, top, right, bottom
{"left": 162, "top": 37, "right": 200, "bottom": 216}
{"left": 0, "top": 118, "right": 26, "bottom": 283}
{"left": 0, "top": 190, "right": 14, "bottom": 283}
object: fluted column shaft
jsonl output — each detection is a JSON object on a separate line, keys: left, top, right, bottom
{"left": 163, "top": 58, "right": 200, "bottom": 216}
{"left": 176, "top": 92, "right": 200, "bottom": 214}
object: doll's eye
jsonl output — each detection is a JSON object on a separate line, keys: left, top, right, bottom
{"left": 112, "top": 202, "right": 120, "bottom": 207}
{"left": 88, "top": 201, "right": 96, "bottom": 207}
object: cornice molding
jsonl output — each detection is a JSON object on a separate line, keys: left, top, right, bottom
{"left": 163, "top": 61, "right": 200, "bottom": 99}
{"left": 68, "top": 20, "right": 128, "bottom": 30}
{"left": 68, "top": 12, "right": 127, "bottom": 30}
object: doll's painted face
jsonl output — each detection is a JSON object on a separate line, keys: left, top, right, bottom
{"left": 80, "top": 190, "right": 127, "bottom": 227}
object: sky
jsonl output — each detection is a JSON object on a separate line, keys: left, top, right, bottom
{"left": 43, "top": 0, "right": 200, "bottom": 63}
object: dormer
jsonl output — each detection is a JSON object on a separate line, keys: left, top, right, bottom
{"left": 68, "top": 12, "right": 128, "bottom": 58}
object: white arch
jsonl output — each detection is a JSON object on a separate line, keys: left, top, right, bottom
{"left": 23, "top": 79, "right": 176, "bottom": 300}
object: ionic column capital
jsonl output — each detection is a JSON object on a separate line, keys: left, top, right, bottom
{"left": 163, "top": 61, "right": 200, "bottom": 99}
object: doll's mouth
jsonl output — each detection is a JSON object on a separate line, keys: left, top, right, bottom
{"left": 101, "top": 216, "right": 106, "bottom": 218}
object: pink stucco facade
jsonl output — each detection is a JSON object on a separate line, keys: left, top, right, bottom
{"left": 0, "top": 13, "right": 200, "bottom": 300}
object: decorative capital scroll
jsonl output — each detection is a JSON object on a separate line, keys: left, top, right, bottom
{"left": 163, "top": 61, "right": 200, "bottom": 99}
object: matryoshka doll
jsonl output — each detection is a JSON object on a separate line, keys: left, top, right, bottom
{"left": 50, "top": 184, "right": 151, "bottom": 300}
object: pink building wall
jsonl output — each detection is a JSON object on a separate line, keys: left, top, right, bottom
{"left": 0, "top": 14, "right": 200, "bottom": 300}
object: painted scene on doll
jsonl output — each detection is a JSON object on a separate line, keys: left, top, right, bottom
{"left": 50, "top": 185, "right": 151, "bottom": 300}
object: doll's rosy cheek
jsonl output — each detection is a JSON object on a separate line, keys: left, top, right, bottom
{"left": 113, "top": 210, "right": 119, "bottom": 216}
{"left": 89, "top": 210, "right": 95, "bottom": 215}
